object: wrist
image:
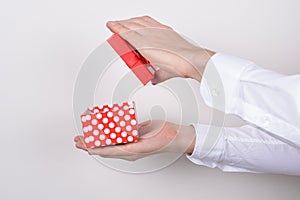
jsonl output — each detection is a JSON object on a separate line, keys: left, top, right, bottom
{"left": 173, "top": 125, "right": 196, "bottom": 154}
{"left": 185, "top": 125, "right": 196, "bottom": 154}
{"left": 184, "top": 48, "right": 215, "bottom": 82}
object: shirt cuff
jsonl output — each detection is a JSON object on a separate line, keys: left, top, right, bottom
{"left": 186, "top": 124, "right": 224, "bottom": 168}
{"left": 186, "top": 124, "right": 261, "bottom": 173}
{"left": 200, "top": 53, "right": 254, "bottom": 113}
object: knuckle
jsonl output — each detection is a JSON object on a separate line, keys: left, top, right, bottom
{"left": 130, "top": 16, "right": 143, "bottom": 22}
{"left": 98, "top": 152, "right": 110, "bottom": 158}
{"left": 164, "top": 25, "right": 173, "bottom": 30}
{"left": 142, "top": 15, "right": 151, "bottom": 20}
{"left": 122, "top": 144, "right": 134, "bottom": 153}
{"left": 92, "top": 150, "right": 106, "bottom": 157}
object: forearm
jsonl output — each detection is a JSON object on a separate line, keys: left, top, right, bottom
{"left": 170, "top": 124, "right": 196, "bottom": 154}
{"left": 184, "top": 48, "right": 215, "bottom": 82}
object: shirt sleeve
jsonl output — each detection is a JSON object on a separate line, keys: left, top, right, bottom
{"left": 200, "top": 53, "right": 300, "bottom": 149}
{"left": 186, "top": 124, "right": 300, "bottom": 175}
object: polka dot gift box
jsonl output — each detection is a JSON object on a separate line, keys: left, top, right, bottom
{"left": 80, "top": 101, "right": 139, "bottom": 148}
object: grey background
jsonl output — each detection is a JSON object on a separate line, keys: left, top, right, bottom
{"left": 0, "top": 0, "right": 300, "bottom": 199}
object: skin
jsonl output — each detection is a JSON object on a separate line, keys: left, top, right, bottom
{"left": 74, "top": 120, "right": 196, "bottom": 160}
{"left": 74, "top": 16, "right": 214, "bottom": 160}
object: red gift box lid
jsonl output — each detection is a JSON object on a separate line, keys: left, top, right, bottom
{"left": 107, "top": 34, "right": 156, "bottom": 85}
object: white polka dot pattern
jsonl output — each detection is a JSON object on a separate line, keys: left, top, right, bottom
{"left": 110, "top": 133, "right": 116, "bottom": 139}
{"left": 120, "top": 121, "right": 125, "bottom": 127}
{"left": 94, "top": 140, "right": 100, "bottom": 147}
{"left": 98, "top": 124, "right": 104, "bottom": 130}
{"left": 89, "top": 136, "right": 94, "bottom": 142}
{"left": 80, "top": 102, "right": 139, "bottom": 148}
{"left": 131, "top": 119, "right": 136, "bottom": 125}
{"left": 121, "top": 131, "right": 127, "bottom": 137}
{"left": 116, "top": 137, "right": 122, "bottom": 143}
{"left": 91, "top": 119, "right": 98, "bottom": 125}
{"left": 93, "top": 130, "right": 99, "bottom": 136}
{"left": 96, "top": 113, "right": 102, "bottom": 119}
{"left": 127, "top": 136, "right": 133, "bottom": 142}
{"left": 102, "top": 118, "right": 108, "bottom": 124}
{"left": 108, "top": 122, "right": 115, "bottom": 128}
{"left": 85, "top": 115, "right": 91, "bottom": 120}
{"left": 132, "top": 130, "right": 138, "bottom": 136}
{"left": 115, "top": 127, "right": 121, "bottom": 133}
{"left": 105, "top": 139, "right": 112, "bottom": 145}
{"left": 107, "top": 112, "right": 113, "bottom": 118}
{"left": 104, "top": 128, "right": 110, "bottom": 134}
{"left": 118, "top": 110, "right": 124, "bottom": 116}
{"left": 113, "top": 116, "right": 119, "bottom": 122}
{"left": 126, "top": 125, "right": 132, "bottom": 131}
{"left": 124, "top": 115, "right": 130, "bottom": 121}
{"left": 99, "top": 134, "right": 105, "bottom": 140}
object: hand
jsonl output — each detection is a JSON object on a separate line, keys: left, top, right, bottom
{"left": 106, "top": 16, "right": 215, "bottom": 84}
{"left": 74, "top": 120, "right": 196, "bottom": 161}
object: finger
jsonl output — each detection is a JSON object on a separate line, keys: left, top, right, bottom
{"left": 114, "top": 21, "right": 146, "bottom": 48}
{"left": 138, "top": 121, "right": 155, "bottom": 136}
{"left": 131, "top": 16, "right": 171, "bottom": 29}
{"left": 113, "top": 153, "right": 150, "bottom": 161}
{"left": 106, "top": 21, "right": 130, "bottom": 34}
{"left": 87, "top": 144, "right": 132, "bottom": 156}
{"left": 141, "top": 16, "right": 172, "bottom": 29}
{"left": 115, "top": 20, "right": 146, "bottom": 30}
{"left": 88, "top": 136, "right": 155, "bottom": 156}
{"left": 74, "top": 135, "right": 81, "bottom": 142}
{"left": 74, "top": 135, "right": 85, "bottom": 144}
{"left": 137, "top": 121, "right": 153, "bottom": 136}
{"left": 138, "top": 120, "right": 151, "bottom": 128}
{"left": 122, "top": 138, "right": 160, "bottom": 154}
{"left": 126, "top": 16, "right": 164, "bottom": 28}
{"left": 151, "top": 69, "right": 177, "bottom": 85}
{"left": 75, "top": 142, "right": 88, "bottom": 151}
{"left": 114, "top": 16, "right": 159, "bottom": 28}
{"left": 138, "top": 122, "right": 167, "bottom": 140}
{"left": 106, "top": 21, "right": 143, "bottom": 49}
{"left": 96, "top": 154, "right": 145, "bottom": 161}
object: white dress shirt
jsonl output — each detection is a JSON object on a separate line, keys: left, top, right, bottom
{"left": 187, "top": 53, "right": 300, "bottom": 175}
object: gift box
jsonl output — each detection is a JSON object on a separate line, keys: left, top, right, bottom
{"left": 107, "top": 33, "right": 156, "bottom": 85}
{"left": 80, "top": 101, "right": 139, "bottom": 148}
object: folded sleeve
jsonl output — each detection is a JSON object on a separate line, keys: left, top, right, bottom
{"left": 187, "top": 124, "right": 300, "bottom": 175}
{"left": 200, "top": 53, "right": 300, "bottom": 149}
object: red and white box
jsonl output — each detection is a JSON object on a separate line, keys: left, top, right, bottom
{"left": 80, "top": 101, "right": 139, "bottom": 148}
{"left": 107, "top": 33, "right": 156, "bottom": 85}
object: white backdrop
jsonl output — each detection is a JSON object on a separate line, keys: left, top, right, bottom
{"left": 0, "top": 0, "right": 300, "bottom": 199}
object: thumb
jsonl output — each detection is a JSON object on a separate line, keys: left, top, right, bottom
{"left": 151, "top": 69, "right": 177, "bottom": 85}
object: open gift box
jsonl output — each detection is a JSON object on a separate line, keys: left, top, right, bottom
{"left": 80, "top": 101, "right": 139, "bottom": 148}
{"left": 79, "top": 34, "right": 157, "bottom": 148}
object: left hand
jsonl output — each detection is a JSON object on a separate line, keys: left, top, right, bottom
{"left": 106, "top": 16, "right": 214, "bottom": 84}
{"left": 74, "top": 120, "right": 196, "bottom": 161}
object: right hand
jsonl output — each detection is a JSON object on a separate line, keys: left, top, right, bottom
{"left": 74, "top": 120, "right": 196, "bottom": 161}
{"left": 106, "top": 16, "right": 214, "bottom": 84}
